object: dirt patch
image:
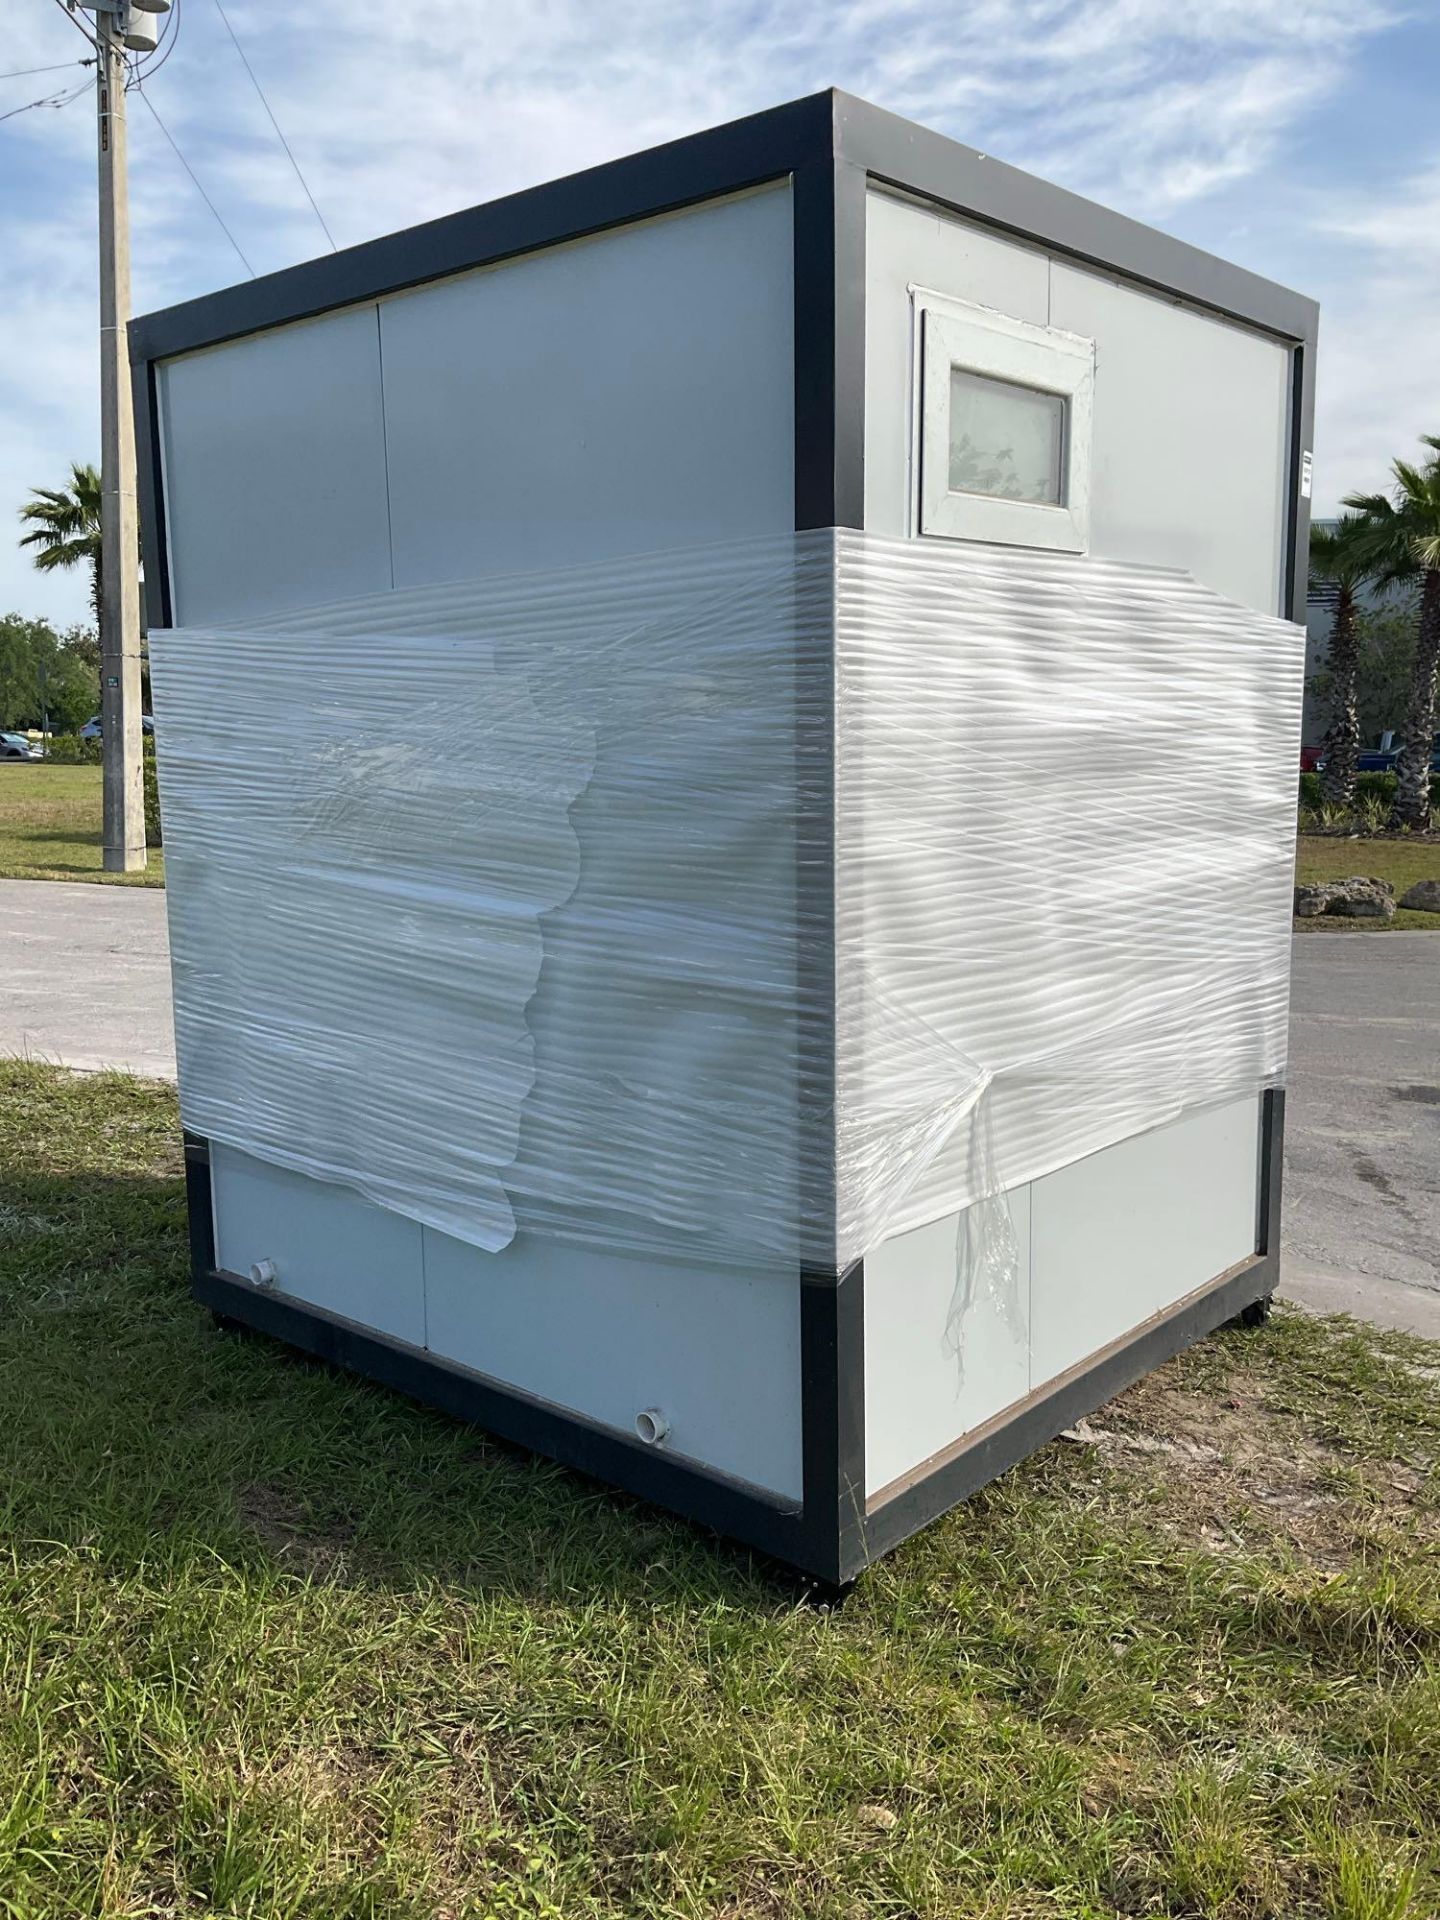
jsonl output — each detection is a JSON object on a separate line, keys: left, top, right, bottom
{"left": 1065, "top": 1367, "right": 1437, "bottom": 1573}
{"left": 238, "top": 1482, "right": 356, "bottom": 1576}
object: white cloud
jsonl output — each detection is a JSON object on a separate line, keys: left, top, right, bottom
{"left": 0, "top": 0, "right": 1415, "bottom": 621}
{"left": 1307, "top": 159, "right": 1440, "bottom": 512}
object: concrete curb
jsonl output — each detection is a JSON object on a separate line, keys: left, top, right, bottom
{"left": 1281, "top": 1262, "right": 1440, "bottom": 1341}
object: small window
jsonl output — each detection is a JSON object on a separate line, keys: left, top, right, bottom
{"left": 948, "top": 369, "right": 1067, "bottom": 506}
{"left": 917, "top": 293, "right": 1094, "bottom": 552}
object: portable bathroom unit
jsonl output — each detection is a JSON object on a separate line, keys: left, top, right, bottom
{"left": 132, "top": 91, "right": 1313, "bottom": 1586}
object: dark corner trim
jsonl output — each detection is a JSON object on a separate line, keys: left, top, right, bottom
{"left": 1258, "top": 1086, "right": 1285, "bottom": 1259}
{"left": 133, "top": 356, "right": 171, "bottom": 631}
{"left": 1284, "top": 343, "right": 1317, "bottom": 622}
{"left": 798, "top": 1261, "right": 867, "bottom": 1583}
{"left": 182, "top": 1132, "right": 216, "bottom": 1280}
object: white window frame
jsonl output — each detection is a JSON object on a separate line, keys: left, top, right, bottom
{"left": 914, "top": 288, "right": 1095, "bottom": 553}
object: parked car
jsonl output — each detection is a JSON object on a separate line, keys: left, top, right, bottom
{"left": 1356, "top": 732, "right": 1440, "bottom": 774}
{"left": 0, "top": 732, "right": 42, "bottom": 761}
{"left": 1313, "top": 734, "right": 1440, "bottom": 775}
{"left": 79, "top": 714, "right": 155, "bottom": 740}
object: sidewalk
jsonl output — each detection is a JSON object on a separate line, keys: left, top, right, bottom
{"left": 0, "top": 876, "right": 175, "bottom": 1079}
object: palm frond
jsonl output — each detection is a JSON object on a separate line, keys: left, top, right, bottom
{"left": 1340, "top": 489, "right": 1393, "bottom": 518}
{"left": 18, "top": 464, "right": 103, "bottom": 580}
{"left": 1391, "top": 458, "right": 1430, "bottom": 502}
{"left": 19, "top": 495, "right": 83, "bottom": 531}
{"left": 26, "top": 536, "right": 97, "bottom": 572}
{"left": 1340, "top": 438, "right": 1440, "bottom": 585}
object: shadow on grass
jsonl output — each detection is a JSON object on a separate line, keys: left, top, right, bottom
{"left": 0, "top": 1158, "right": 807, "bottom": 1615}
{"left": 6, "top": 824, "right": 103, "bottom": 842}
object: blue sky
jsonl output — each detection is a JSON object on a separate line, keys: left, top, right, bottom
{"left": 1, "top": 0, "right": 1435, "bottom": 628}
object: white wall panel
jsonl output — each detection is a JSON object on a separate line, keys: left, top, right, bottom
{"left": 211, "top": 1145, "right": 424, "bottom": 1348}
{"left": 379, "top": 185, "right": 795, "bottom": 589}
{"left": 864, "top": 1189, "right": 1031, "bottom": 1499}
{"left": 1047, "top": 263, "right": 1289, "bottom": 616}
{"left": 865, "top": 190, "right": 1049, "bottom": 540}
{"left": 158, "top": 306, "right": 393, "bottom": 625}
{"left": 860, "top": 183, "right": 1286, "bottom": 1501}
{"left": 1028, "top": 1094, "right": 1263, "bottom": 1385}
{"left": 863, "top": 1098, "right": 1263, "bottom": 1498}
{"left": 163, "top": 190, "right": 805, "bottom": 1501}
{"left": 424, "top": 1228, "right": 803, "bottom": 1500}
{"left": 863, "top": 187, "right": 1292, "bottom": 616}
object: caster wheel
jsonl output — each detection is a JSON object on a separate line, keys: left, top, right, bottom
{"left": 1225, "top": 1293, "right": 1273, "bottom": 1332}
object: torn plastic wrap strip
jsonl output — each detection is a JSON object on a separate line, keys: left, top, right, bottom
{"left": 149, "top": 529, "right": 1304, "bottom": 1278}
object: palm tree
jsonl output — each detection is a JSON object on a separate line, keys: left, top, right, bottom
{"left": 18, "top": 462, "right": 103, "bottom": 637}
{"left": 1344, "top": 436, "right": 1440, "bottom": 830}
{"left": 1308, "top": 514, "right": 1373, "bottom": 810}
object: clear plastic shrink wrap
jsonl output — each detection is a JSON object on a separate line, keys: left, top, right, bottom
{"left": 150, "top": 530, "right": 1303, "bottom": 1283}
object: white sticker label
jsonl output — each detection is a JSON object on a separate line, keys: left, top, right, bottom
{"left": 1300, "top": 450, "right": 1313, "bottom": 500}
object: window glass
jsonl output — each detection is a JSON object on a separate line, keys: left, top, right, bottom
{"left": 948, "top": 368, "right": 1066, "bottom": 506}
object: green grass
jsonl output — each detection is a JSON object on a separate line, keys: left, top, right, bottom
{"left": 1296, "top": 835, "right": 1440, "bottom": 930}
{"left": 0, "top": 763, "right": 163, "bottom": 886}
{"left": 1, "top": 1066, "right": 1438, "bottom": 1915}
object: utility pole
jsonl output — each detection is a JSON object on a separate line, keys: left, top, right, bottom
{"left": 94, "top": 0, "right": 145, "bottom": 870}
{"left": 75, "top": 0, "right": 168, "bottom": 864}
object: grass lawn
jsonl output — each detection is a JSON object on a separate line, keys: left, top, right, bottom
{"left": 0, "top": 1064, "right": 1437, "bottom": 1917}
{"left": 1296, "top": 835, "right": 1440, "bottom": 931}
{"left": 0, "top": 763, "right": 163, "bottom": 887}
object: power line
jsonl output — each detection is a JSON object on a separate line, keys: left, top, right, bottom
{"left": 0, "top": 76, "right": 91, "bottom": 124}
{"left": 0, "top": 58, "right": 91, "bottom": 81}
{"left": 211, "top": 0, "right": 336, "bottom": 251}
{"left": 135, "top": 82, "right": 256, "bottom": 277}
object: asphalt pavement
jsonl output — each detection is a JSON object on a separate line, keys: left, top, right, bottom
{"left": 0, "top": 880, "right": 1435, "bottom": 1334}
{"left": 0, "top": 876, "right": 175, "bottom": 1079}
{"left": 1280, "top": 931, "right": 1440, "bottom": 1336}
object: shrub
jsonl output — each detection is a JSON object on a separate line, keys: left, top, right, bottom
{"left": 43, "top": 733, "right": 99, "bottom": 765}
{"left": 1298, "top": 769, "right": 1440, "bottom": 819}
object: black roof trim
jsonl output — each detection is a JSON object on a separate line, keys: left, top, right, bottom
{"left": 131, "top": 86, "right": 1316, "bottom": 368}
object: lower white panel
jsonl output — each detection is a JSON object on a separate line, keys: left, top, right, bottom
{"left": 1028, "top": 1094, "right": 1262, "bottom": 1386}
{"left": 211, "top": 1144, "right": 425, "bottom": 1347}
{"left": 423, "top": 1230, "right": 803, "bottom": 1501}
{"left": 208, "top": 1146, "right": 803, "bottom": 1502}
{"left": 863, "top": 1095, "right": 1263, "bottom": 1497}
{"left": 864, "top": 1189, "right": 1032, "bottom": 1500}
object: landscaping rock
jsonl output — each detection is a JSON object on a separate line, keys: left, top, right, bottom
{"left": 1293, "top": 877, "right": 1396, "bottom": 920}
{"left": 1399, "top": 878, "right": 1440, "bottom": 914}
